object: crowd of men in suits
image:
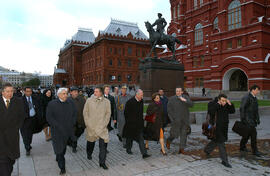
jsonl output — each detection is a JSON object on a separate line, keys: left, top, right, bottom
{"left": 0, "top": 82, "right": 263, "bottom": 175}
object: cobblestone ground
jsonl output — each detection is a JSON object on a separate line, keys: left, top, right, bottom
{"left": 12, "top": 115, "right": 270, "bottom": 176}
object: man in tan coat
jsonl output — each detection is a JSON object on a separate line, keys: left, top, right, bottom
{"left": 83, "top": 87, "right": 111, "bottom": 170}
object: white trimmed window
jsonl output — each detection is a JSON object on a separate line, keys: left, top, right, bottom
{"left": 228, "top": 0, "right": 241, "bottom": 30}
{"left": 177, "top": 4, "right": 180, "bottom": 17}
{"left": 195, "top": 23, "right": 203, "bottom": 45}
{"left": 200, "top": 0, "right": 203, "bottom": 7}
{"left": 194, "top": 0, "right": 198, "bottom": 9}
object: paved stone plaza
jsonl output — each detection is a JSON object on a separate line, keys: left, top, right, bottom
{"left": 12, "top": 115, "right": 270, "bottom": 176}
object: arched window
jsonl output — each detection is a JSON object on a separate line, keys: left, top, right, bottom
{"left": 213, "top": 17, "right": 218, "bottom": 30}
{"left": 194, "top": 23, "right": 203, "bottom": 45}
{"left": 228, "top": 0, "right": 241, "bottom": 30}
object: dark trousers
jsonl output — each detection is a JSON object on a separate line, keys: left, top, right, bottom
{"left": 0, "top": 156, "right": 15, "bottom": 176}
{"left": 126, "top": 131, "right": 146, "bottom": 155}
{"left": 56, "top": 147, "right": 67, "bottom": 170}
{"left": 167, "top": 124, "right": 188, "bottom": 149}
{"left": 240, "top": 126, "right": 258, "bottom": 152}
{"left": 72, "top": 126, "right": 85, "bottom": 149}
{"left": 20, "top": 117, "right": 35, "bottom": 151}
{"left": 204, "top": 141, "right": 228, "bottom": 164}
{"left": 86, "top": 139, "right": 107, "bottom": 164}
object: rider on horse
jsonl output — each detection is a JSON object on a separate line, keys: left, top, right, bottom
{"left": 151, "top": 13, "right": 167, "bottom": 41}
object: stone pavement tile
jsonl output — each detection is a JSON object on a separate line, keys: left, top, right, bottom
{"left": 69, "top": 171, "right": 87, "bottom": 176}
{"left": 18, "top": 155, "right": 36, "bottom": 176}
{"left": 12, "top": 115, "right": 270, "bottom": 176}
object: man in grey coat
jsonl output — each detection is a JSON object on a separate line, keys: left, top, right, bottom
{"left": 166, "top": 87, "right": 193, "bottom": 154}
{"left": 115, "top": 86, "right": 132, "bottom": 147}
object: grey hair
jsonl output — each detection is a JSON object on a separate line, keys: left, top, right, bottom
{"left": 57, "top": 87, "right": 68, "bottom": 96}
{"left": 135, "top": 89, "right": 143, "bottom": 95}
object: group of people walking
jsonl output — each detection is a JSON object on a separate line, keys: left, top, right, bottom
{"left": 0, "top": 82, "right": 263, "bottom": 175}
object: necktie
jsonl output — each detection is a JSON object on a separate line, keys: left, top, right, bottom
{"left": 6, "top": 100, "right": 10, "bottom": 109}
{"left": 28, "top": 97, "right": 33, "bottom": 109}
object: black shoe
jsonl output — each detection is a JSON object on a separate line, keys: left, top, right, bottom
{"left": 142, "top": 154, "right": 151, "bottom": 159}
{"left": 87, "top": 155, "right": 92, "bottom": 160}
{"left": 100, "top": 163, "right": 108, "bottom": 170}
{"left": 240, "top": 148, "right": 250, "bottom": 152}
{"left": 253, "top": 151, "right": 263, "bottom": 157}
{"left": 59, "top": 169, "right": 66, "bottom": 175}
{"left": 126, "top": 150, "right": 133, "bottom": 155}
{"left": 221, "top": 161, "right": 232, "bottom": 168}
{"left": 123, "top": 144, "right": 127, "bottom": 149}
{"left": 26, "top": 150, "right": 30, "bottom": 156}
{"left": 72, "top": 148, "right": 77, "bottom": 153}
{"left": 117, "top": 134, "right": 122, "bottom": 142}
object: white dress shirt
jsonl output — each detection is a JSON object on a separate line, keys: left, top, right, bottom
{"left": 2, "top": 96, "right": 10, "bottom": 107}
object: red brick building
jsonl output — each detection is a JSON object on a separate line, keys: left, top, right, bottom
{"left": 54, "top": 28, "right": 95, "bottom": 86}
{"left": 161, "top": 0, "right": 270, "bottom": 98}
{"left": 54, "top": 19, "right": 155, "bottom": 88}
{"left": 81, "top": 19, "right": 152, "bottom": 87}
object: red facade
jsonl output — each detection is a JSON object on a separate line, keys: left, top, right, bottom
{"left": 54, "top": 41, "right": 89, "bottom": 86}
{"left": 81, "top": 33, "right": 152, "bottom": 87}
{"left": 53, "top": 21, "right": 157, "bottom": 87}
{"left": 161, "top": 0, "right": 270, "bottom": 96}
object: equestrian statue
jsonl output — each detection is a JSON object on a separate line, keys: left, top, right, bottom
{"left": 145, "top": 13, "right": 182, "bottom": 60}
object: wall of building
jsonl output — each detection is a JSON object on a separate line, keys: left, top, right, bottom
{"left": 81, "top": 34, "right": 153, "bottom": 87}
{"left": 163, "top": 0, "right": 270, "bottom": 97}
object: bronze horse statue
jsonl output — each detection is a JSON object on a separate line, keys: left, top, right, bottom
{"left": 145, "top": 21, "right": 182, "bottom": 60}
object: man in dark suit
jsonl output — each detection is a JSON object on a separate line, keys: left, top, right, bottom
{"left": 240, "top": 84, "right": 262, "bottom": 157}
{"left": 158, "top": 88, "right": 169, "bottom": 127}
{"left": 47, "top": 88, "right": 77, "bottom": 175}
{"left": 20, "top": 87, "right": 41, "bottom": 156}
{"left": 123, "top": 89, "right": 150, "bottom": 159}
{"left": 103, "top": 85, "right": 117, "bottom": 132}
{"left": 0, "top": 83, "right": 26, "bottom": 176}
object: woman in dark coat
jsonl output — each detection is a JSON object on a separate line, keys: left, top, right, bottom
{"left": 41, "top": 89, "right": 53, "bottom": 141}
{"left": 144, "top": 93, "right": 166, "bottom": 155}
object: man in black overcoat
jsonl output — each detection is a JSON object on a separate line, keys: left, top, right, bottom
{"left": 204, "top": 94, "right": 235, "bottom": 168}
{"left": 20, "top": 87, "right": 42, "bottom": 156}
{"left": 123, "top": 89, "right": 150, "bottom": 159}
{"left": 46, "top": 87, "right": 77, "bottom": 175}
{"left": 158, "top": 88, "right": 169, "bottom": 127}
{"left": 240, "top": 84, "right": 262, "bottom": 157}
{"left": 0, "top": 83, "right": 26, "bottom": 176}
{"left": 103, "top": 85, "right": 117, "bottom": 131}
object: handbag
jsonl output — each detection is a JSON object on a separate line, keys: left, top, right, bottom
{"left": 145, "top": 113, "right": 156, "bottom": 123}
{"left": 202, "top": 113, "right": 217, "bottom": 140}
{"left": 232, "top": 121, "right": 250, "bottom": 137}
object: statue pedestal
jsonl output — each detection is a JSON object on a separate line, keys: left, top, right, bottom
{"left": 139, "top": 57, "right": 185, "bottom": 101}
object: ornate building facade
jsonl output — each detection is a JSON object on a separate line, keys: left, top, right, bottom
{"left": 54, "top": 19, "right": 156, "bottom": 88}
{"left": 162, "top": 0, "right": 270, "bottom": 97}
{"left": 54, "top": 28, "right": 95, "bottom": 86}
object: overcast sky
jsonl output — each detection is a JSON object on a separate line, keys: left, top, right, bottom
{"left": 0, "top": 0, "right": 171, "bottom": 75}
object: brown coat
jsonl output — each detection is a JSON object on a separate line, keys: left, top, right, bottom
{"left": 83, "top": 96, "right": 111, "bottom": 143}
{"left": 144, "top": 101, "right": 164, "bottom": 141}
